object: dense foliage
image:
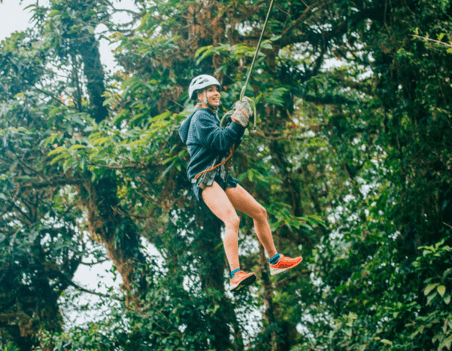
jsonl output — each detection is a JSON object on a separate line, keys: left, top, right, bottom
{"left": 0, "top": 0, "right": 451, "bottom": 350}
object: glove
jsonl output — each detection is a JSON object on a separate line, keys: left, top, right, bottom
{"left": 231, "top": 100, "right": 253, "bottom": 128}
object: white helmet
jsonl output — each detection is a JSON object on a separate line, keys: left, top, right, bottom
{"left": 189, "top": 75, "right": 221, "bottom": 100}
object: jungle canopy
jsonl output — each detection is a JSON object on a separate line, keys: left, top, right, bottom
{"left": 0, "top": 0, "right": 451, "bottom": 350}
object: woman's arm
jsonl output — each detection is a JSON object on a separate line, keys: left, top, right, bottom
{"left": 193, "top": 111, "right": 245, "bottom": 152}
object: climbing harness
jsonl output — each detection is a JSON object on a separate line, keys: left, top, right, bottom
{"left": 192, "top": 144, "right": 235, "bottom": 188}
{"left": 192, "top": 0, "right": 275, "bottom": 188}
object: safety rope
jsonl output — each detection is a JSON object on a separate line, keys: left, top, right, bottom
{"left": 221, "top": 0, "right": 275, "bottom": 132}
{"left": 240, "top": 0, "right": 275, "bottom": 102}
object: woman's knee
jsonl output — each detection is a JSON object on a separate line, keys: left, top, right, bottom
{"left": 254, "top": 205, "right": 267, "bottom": 222}
{"left": 224, "top": 213, "right": 240, "bottom": 230}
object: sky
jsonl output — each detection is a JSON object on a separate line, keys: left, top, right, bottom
{"left": 0, "top": 0, "right": 37, "bottom": 42}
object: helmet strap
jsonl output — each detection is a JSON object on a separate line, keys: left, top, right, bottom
{"left": 198, "top": 90, "right": 218, "bottom": 112}
{"left": 204, "top": 91, "right": 218, "bottom": 112}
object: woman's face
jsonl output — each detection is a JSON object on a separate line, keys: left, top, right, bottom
{"left": 198, "top": 85, "right": 220, "bottom": 109}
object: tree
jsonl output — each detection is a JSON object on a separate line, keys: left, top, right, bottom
{"left": 1, "top": 0, "right": 451, "bottom": 350}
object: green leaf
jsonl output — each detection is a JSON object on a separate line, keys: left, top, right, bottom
{"left": 62, "top": 159, "right": 73, "bottom": 173}
{"left": 438, "top": 285, "right": 446, "bottom": 297}
{"left": 344, "top": 327, "right": 352, "bottom": 337}
{"left": 86, "top": 26, "right": 95, "bottom": 35}
{"left": 49, "top": 9, "right": 59, "bottom": 17}
{"left": 410, "top": 330, "right": 419, "bottom": 339}
{"left": 23, "top": 4, "right": 37, "bottom": 10}
{"left": 380, "top": 339, "right": 393, "bottom": 346}
{"left": 150, "top": 111, "right": 171, "bottom": 123}
{"left": 194, "top": 45, "right": 210, "bottom": 58}
{"left": 247, "top": 169, "right": 254, "bottom": 182}
{"left": 195, "top": 46, "right": 214, "bottom": 65}
{"left": 427, "top": 292, "right": 438, "bottom": 306}
{"left": 424, "top": 283, "right": 439, "bottom": 296}
{"left": 50, "top": 153, "right": 67, "bottom": 165}
{"left": 160, "top": 161, "right": 176, "bottom": 179}
{"left": 439, "top": 336, "right": 452, "bottom": 351}
{"left": 48, "top": 146, "right": 67, "bottom": 156}
{"left": 69, "top": 114, "right": 86, "bottom": 125}
{"left": 443, "top": 267, "right": 452, "bottom": 278}
{"left": 308, "top": 214, "right": 326, "bottom": 227}
{"left": 260, "top": 42, "right": 272, "bottom": 50}
{"left": 92, "top": 137, "right": 109, "bottom": 145}
{"left": 69, "top": 144, "right": 86, "bottom": 150}
{"left": 112, "top": 110, "right": 130, "bottom": 125}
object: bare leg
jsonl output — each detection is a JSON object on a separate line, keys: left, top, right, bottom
{"left": 202, "top": 181, "right": 240, "bottom": 271}
{"left": 225, "top": 185, "right": 277, "bottom": 258}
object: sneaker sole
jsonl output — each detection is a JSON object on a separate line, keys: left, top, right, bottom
{"left": 270, "top": 258, "right": 303, "bottom": 276}
{"left": 230, "top": 274, "right": 257, "bottom": 292}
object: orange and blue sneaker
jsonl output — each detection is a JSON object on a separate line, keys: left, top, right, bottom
{"left": 269, "top": 254, "right": 303, "bottom": 276}
{"left": 230, "top": 270, "right": 257, "bottom": 292}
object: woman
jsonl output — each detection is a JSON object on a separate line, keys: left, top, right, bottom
{"left": 179, "top": 74, "right": 302, "bottom": 292}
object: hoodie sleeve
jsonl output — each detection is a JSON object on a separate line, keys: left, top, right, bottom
{"left": 193, "top": 110, "right": 245, "bottom": 152}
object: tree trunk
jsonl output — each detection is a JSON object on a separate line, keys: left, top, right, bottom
{"left": 74, "top": 30, "right": 149, "bottom": 303}
{"left": 196, "top": 209, "right": 236, "bottom": 350}
{"left": 259, "top": 244, "right": 278, "bottom": 351}
{"left": 78, "top": 177, "right": 148, "bottom": 304}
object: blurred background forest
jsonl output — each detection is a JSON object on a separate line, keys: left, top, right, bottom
{"left": 0, "top": 0, "right": 451, "bottom": 350}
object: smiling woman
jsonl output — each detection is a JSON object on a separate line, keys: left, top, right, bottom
{"left": 198, "top": 85, "right": 221, "bottom": 110}
{"left": 179, "top": 74, "right": 303, "bottom": 293}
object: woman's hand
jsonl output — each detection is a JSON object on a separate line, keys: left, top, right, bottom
{"left": 231, "top": 100, "right": 253, "bottom": 127}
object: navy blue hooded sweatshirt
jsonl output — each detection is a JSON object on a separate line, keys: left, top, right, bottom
{"left": 179, "top": 108, "right": 245, "bottom": 180}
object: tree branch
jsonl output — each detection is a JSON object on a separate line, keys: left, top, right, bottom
{"left": 19, "top": 178, "right": 85, "bottom": 189}
{"left": 88, "top": 161, "right": 147, "bottom": 170}
{"left": 33, "top": 87, "right": 67, "bottom": 107}
{"left": 79, "top": 259, "right": 110, "bottom": 266}
{"left": 55, "top": 269, "right": 124, "bottom": 301}
{"left": 274, "top": 269, "right": 310, "bottom": 288}
{"left": 279, "top": 2, "right": 320, "bottom": 40}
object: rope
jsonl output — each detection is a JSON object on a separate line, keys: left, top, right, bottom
{"left": 240, "top": 0, "right": 276, "bottom": 101}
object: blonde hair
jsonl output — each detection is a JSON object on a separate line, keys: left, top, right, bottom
{"left": 194, "top": 89, "right": 205, "bottom": 110}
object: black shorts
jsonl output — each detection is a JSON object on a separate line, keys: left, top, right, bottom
{"left": 192, "top": 174, "right": 239, "bottom": 204}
